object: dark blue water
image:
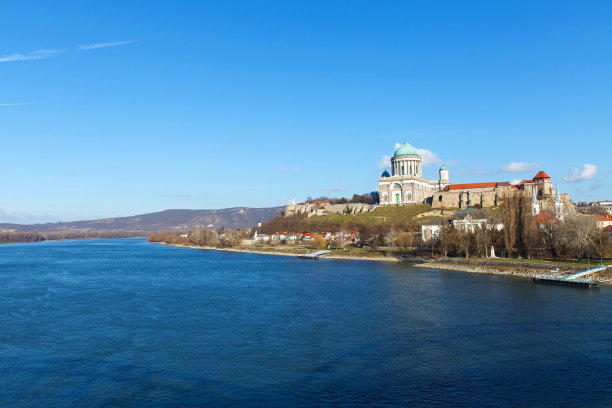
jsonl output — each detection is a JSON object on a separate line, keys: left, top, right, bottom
{"left": 1, "top": 238, "right": 612, "bottom": 407}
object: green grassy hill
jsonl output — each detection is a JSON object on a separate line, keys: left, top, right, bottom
{"left": 261, "top": 204, "right": 444, "bottom": 234}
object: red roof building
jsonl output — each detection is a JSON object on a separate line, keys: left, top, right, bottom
{"left": 533, "top": 171, "right": 551, "bottom": 179}
{"left": 443, "top": 182, "right": 498, "bottom": 191}
{"left": 596, "top": 215, "right": 612, "bottom": 229}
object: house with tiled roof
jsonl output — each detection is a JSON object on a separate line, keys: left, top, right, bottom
{"left": 603, "top": 225, "right": 612, "bottom": 240}
{"left": 596, "top": 215, "right": 612, "bottom": 230}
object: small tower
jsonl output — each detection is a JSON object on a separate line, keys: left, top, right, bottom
{"left": 531, "top": 186, "right": 540, "bottom": 216}
{"left": 555, "top": 183, "right": 564, "bottom": 220}
{"left": 439, "top": 165, "right": 449, "bottom": 190}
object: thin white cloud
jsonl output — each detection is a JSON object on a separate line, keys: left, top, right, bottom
{"left": 0, "top": 40, "right": 139, "bottom": 63}
{"left": 0, "top": 48, "right": 64, "bottom": 62}
{"left": 378, "top": 155, "right": 392, "bottom": 170}
{"left": 0, "top": 102, "right": 37, "bottom": 106}
{"left": 416, "top": 148, "right": 442, "bottom": 167}
{"left": 563, "top": 164, "right": 598, "bottom": 183}
{"left": 280, "top": 165, "right": 300, "bottom": 172}
{"left": 78, "top": 40, "right": 140, "bottom": 50}
{"left": 471, "top": 166, "right": 493, "bottom": 175}
{"left": 499, "top": 162, "right": 540, "bottom": 173}
{"left": 326, "top": 186, "right": 346, "bottom": 195}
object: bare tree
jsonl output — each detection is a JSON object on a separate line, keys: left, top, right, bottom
{"left": 474, "top": 224, "right": 490, "bottom": 258}
{"left": 501, "top": 193, "right": 519, "bottom": 257}
{"left": 437, "top": 224, "right": 457, "bottom": 257}
{"left": 564, "top": 214, "right": 598, "bottom": 260}
{"left": 456, "top": 227, "right": 473, "bottom": 258}
{"left": 538, "top": 213, "right": 564, "bottom": 258}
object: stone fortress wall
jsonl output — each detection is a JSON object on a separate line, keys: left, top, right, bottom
{"left": 284, "top": 202, "right": 376, "bottom": 217}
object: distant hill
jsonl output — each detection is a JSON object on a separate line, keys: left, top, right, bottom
{"left": 0, "top": 207, "right": 283, "bottom": 233}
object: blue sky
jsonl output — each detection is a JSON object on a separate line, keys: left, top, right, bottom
{"left": 1, "top": 1, "right": 611, "bottom": 223}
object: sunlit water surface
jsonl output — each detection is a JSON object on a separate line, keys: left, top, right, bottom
{"left": 1, "top": 238, "right": 612, "bottom": 407}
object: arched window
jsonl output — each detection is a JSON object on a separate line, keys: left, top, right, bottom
{"left": 439, "top": 195, "right": 443, "bottom": 202}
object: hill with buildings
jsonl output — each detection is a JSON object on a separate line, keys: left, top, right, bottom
{"left": 0, "top": 207, "right": 283, "bottom": 233}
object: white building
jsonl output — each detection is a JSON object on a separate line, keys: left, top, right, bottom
{"left": 254, "top": 231, "right": 270, "bottom": 243}
{"left": 378, "top": 142, "right": 449, "bottom": 205}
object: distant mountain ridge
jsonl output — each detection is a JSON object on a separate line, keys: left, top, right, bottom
{"left": 0, "top": 207, "right": 283, "bottom": 233}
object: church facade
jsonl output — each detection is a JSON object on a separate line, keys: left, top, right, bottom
{"left": 378, "top": 143, "right": 449, "bottom": 205}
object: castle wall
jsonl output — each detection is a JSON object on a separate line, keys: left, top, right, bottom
{"left": 284, "top": 203, "right": 376, "bottom": 217}
{"left": 431, "top": 186, "right": 511, "bottom": 209}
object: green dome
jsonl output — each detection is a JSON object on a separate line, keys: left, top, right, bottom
{"left": 394, "top": 143, "right": 419, "bottom": 157}
{"left": 381, "top": 170, "right": 390, "bottom": 178}
{"left": 440, "top": 165, "right": 447, "bottom": 171}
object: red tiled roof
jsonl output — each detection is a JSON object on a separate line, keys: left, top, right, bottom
{"left": 537, "top": 210, "right": 556, "bottom": 225}
{"left": 534, "top": 171, "right": 550, "bottom": 179}
{"left": 604, "top": 225, "right": 612, "bottom": 232}
{"left": 598, "top": 215, "right": 612, "bottom": 222}
{"left": 518, "top": 179, "right": 533, "bottom": 186}
{"left": 443, "top": 182, "right": 497, "bottom": 191}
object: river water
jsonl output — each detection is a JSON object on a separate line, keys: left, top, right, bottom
{"left": 1, "top": 238, "right": 611, "bottom": 407}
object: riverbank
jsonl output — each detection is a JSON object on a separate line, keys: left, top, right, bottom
{"left": 155, "top": 242, "right": 612, "bottom": 284}
{"left": 157, "top": 242, "right": 403, "bottom": 262}
{"left": 415, "top": 259, "right": 612, "bottom": 285}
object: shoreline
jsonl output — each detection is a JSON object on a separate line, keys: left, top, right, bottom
{"left": 154, "top": 242, "right": 612, "bottom": 284}
{"left": 157, "top": 242, "right": 402, "bottom": 262}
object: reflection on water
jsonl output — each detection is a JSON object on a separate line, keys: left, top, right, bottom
{"left": 1, "top": 238, "right": 611, "bottom": 407}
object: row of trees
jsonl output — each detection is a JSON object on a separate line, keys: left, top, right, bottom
{"left": 148, "top": 228, "right": 247, "bottom": 248}
{"left": 305, "top": 191, "right": 380, "bottom": 205}
{"left": 0, "top": 230, "right": 145, "bottom": 244}
{"left": 0, "top": 232, "right": 45, "bottom": 243}
{"left": 416, "top": 194, "right": 608, "bottom": 260}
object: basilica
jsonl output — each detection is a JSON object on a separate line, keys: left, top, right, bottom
{"left": 378, "top": 142, "right": 449, "bottom": 205}
{"left": 378, "top": 142, "right": 558, "bottom": 209}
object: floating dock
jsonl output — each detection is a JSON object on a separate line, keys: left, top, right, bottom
{"left": 532, "top": 277, "right": 599, "bottom": 288}
{"left": 532, "top": 264, "right": 610, "bottom": 288}
{"left": 297, "top": 250, "right": 330, "bottom": 260}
